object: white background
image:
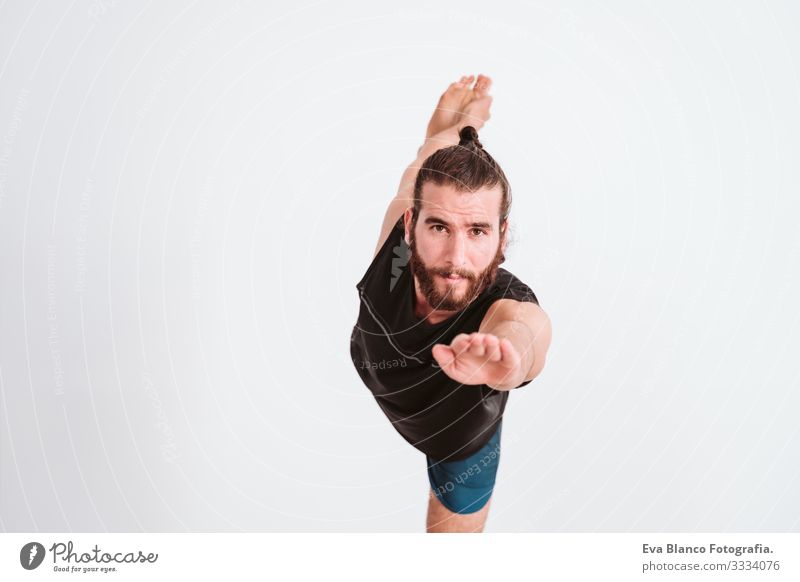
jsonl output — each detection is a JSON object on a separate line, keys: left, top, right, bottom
{"left": 1, "top": 0, "right": 799, "bottom": 532}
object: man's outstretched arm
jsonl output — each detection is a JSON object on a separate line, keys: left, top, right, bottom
{"left": 479, "top": 299, "right": 552, "bottom": 390}
{"left": 431, "top": 299, "right": 552, "bottom": 391}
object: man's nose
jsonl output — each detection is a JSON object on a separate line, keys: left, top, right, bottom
{"left": 444, "top": 231, "right": 467, "bottom": 267}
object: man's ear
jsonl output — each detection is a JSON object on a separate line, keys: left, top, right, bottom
{"left": 403, "top": 208, "right": 414, "bottom": 246}
{"left": 500, "top": 219, "right": 509, "bottom": 251}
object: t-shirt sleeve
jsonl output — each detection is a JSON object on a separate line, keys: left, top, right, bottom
{"left": 513, "top": 378, "right": 534, "bottom": 390}
{"left": 489, "top": 269, "right": 540, "bottom": 306}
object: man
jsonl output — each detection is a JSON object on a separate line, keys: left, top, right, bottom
{"left": 350, "top": 74, "right": 552, "bottom": 533}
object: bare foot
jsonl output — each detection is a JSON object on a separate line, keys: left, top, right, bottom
{"left": 460, "top": 74, "right": 493, "bottom": 133}
{"left": 426, "top": 74, "right": 493, "bottom": 138}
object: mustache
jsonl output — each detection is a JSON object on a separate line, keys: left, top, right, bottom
{"left": 432, "top": 268, "right": 476, "bottom": 280}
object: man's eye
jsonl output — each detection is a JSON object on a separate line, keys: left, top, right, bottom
{"left": 431, "top": 225, "right": 447, "bottom": 233}
{"left": 471, "top": 228, "right": 486, "bottom": 237}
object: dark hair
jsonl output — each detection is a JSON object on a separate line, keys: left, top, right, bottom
{"left": 412, "top": 125, "right": 512, "bottom": 230}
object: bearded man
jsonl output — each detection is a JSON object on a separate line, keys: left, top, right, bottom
{"left": 350, "top": 74, "right": 552, "bottom": 533}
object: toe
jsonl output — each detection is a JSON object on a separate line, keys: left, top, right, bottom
{"left": 441, "top": 81, "right": 463, "bottom": 102}
{"left": 474, "top": 74, "right": 491, "bottom": 96}
{"left": 451, "top": 75, "right": 472, "bottom": 93}
{"left": 472, "top": 74, "right": 483, "bottom": 91}
{"left": 444, "top": 76, "right": 472, "bottom": 103}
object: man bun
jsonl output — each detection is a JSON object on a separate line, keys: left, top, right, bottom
{"left": 458, "top": 125, "right": 483, "bottom": 149}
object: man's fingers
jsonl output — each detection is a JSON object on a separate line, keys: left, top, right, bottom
{"left": 468, "top": 334, "right": 486, "bottom": 357}
{"left": 432, "top": 344, "right": 456, "bottom": 367}
{"left": 451, "top": 333, "right": 472, "bottom": 356}
{"left": 498, "top": 338, "right": 518, "bottom": 367}
{"left": 445, "top": 333, "right": 510, "bottom": 365}
{"left": 485, "top": 335, "right": 502, "bottom": 362}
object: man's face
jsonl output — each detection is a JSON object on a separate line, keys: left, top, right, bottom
{"left": 405, "top": 181, "right": 506, "bottom": 313}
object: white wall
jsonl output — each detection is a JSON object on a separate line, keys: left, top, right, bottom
{"left": 1, "top": 0, "right": 798, "bottom": 531}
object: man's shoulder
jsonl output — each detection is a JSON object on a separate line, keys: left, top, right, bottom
{"left": 357, "top": 217, "right": 408, "bottom": 294}
{"left": 485, "top": 268, "right": 539, "bottom": 306}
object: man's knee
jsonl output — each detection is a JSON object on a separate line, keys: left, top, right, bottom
{"left": 426, "top": 488, "right": 491, "bottom": 533}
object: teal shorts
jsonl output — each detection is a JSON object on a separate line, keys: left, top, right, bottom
{"left": 426, "top": 421, "right": 503, "bottom": 514}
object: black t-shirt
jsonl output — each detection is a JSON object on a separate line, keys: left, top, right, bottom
{"left": 350, "top": 217, "right": 540, "bottom": 461}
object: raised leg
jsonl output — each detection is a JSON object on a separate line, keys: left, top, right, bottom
{"left": 416, "top": 74, "right": 494, "bottom": 161}
{"left": 425, "top": 74, "right": 493, "bottom": 139}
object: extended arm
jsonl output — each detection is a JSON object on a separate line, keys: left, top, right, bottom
{"left": 479, "top": 300, "right": 552, "bottom": 391}
{"left": 431, "top": 300, "right": 552, "bottom": 391}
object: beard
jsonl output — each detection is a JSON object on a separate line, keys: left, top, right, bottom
{"left": 408, "top": 223, "right": 505, "bottom": 313}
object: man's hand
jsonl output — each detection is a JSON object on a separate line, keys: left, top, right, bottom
{"left": 432, "top": 332, "right": 525, "bottom": 390}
